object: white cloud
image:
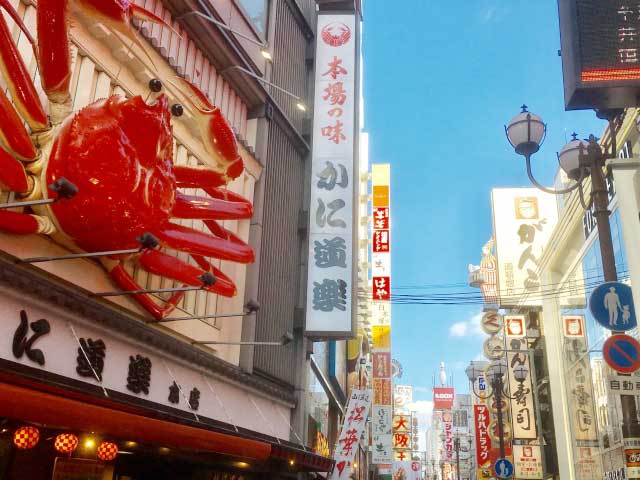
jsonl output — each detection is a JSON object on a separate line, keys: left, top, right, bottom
{"left": 413, "top": 386, "right": 431, "bottom": 394}
{"left": 449, "top": 312, "right": 484, "bottom": 337}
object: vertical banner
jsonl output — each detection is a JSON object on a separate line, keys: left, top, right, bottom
{"left": 504, "top": 316, "right": 537, "bottom": 440}
{"left": 443, "top": 411, "right": 454, "bottom": 462}
{"left": 474, "top": 405, "right": 493, "bottom": 480}
{"left": 330, "top": 389, "right": 372, "bottom": 480}
{"left": 491, "top": 189, "right": 558, "bottom": 307}
{"left": 371, "top": 164, "right": 392, "bottom": 466}
{"left": 392, "top": 414, "right": 412, "bottom": 461}
{"left": 306, "top": 13, "right": 357, "bottom": 336}
{"left": 394, "top": 385, "right": 413, "bottom": 413}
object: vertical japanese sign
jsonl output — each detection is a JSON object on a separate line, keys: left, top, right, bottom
{"left": 443, "top": 411, "right": 454, "bottom": 462}
{"left": 306, "top": 13, "right": 357, "bottom": 336}
{"left": 393, "top": 414, "right": 412, "bottom": 460}
{"left": 562, "top": 315, "right": 598, "bottom": 441}
{"left": 474, "top": 405, "right": 493, "bottom": 480}
{"left": 505, "top": 317, "right": 537, "bottom": 440}
{"left": 330, "top": 389, "right": 371, "bottom": 480}
{"left": 371, "top": 164, "right": 393, "bottom": 466}
{"left": 491, "top": 189, "right": 558, "bottom": 307}
{"left": 394, "top": 384, "right": 413, "bottom": 413}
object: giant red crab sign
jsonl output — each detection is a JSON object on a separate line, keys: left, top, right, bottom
{"left": 0, "top": 0, "right": 254, "bottom": 319}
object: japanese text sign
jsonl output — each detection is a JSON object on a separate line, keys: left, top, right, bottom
{"left": 506, "top": 338, "right": 537, "bottom": 439}
{"left": 607, "top": 375, "right": 640, "bottom": 395}
{"left": 433, "top": 387, "right": 454, "bottom": 410}
{"left": 443, "top": 412, "right": 453, "bottom": 461}
{"left": 474, "top": 405, "right": 492, "bottom": 468}
{"left": 330, "top": 389, "right": 371, "bottom": 480}
{"left": 513, "top": 445, "right": 543, "bottom": 479}
{"left": 306, "top": 13, "right": 357, "bottom": 336}
{"left": 492, "top": 189, "right": 558, "bottom": 307}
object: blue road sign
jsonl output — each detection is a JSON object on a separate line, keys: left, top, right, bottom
{"left": 602, "top": 334, "right": 640, "bottom": 374}
{"left": 589, "top": 282, "right": 637, "bottom": 331}
{"left": 494, "top": 458, "right": 514, "bottom": 479}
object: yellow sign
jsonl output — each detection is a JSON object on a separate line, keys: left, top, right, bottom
{"left": 372, "top": 325, "right": 391, "bottom": 350}
{"left": 373, "top": 186, "right": 390, "bottom": 207}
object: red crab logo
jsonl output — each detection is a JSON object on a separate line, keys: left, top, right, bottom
{"left": 321, "top": 22, "right": 351, "bottom": 47}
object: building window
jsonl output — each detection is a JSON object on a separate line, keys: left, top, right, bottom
{"left": 237, "top": 0, "right": 269, "bottom": 37}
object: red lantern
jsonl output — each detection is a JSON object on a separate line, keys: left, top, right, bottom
{"left": 13, "top": 426, "right": 40, "bottom": 450}
{"left": 96, "top": 441, "right": 118, "bottom": 461}
{"left": 54, "top": 433, "right": 78, "bottom": 455}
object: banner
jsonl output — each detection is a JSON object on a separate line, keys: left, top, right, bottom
{"left": 393, "top": 414, "right": 412, "bottom": 460}
{"left": 394, "top": 385, "right": 413, "bottom": 413}
{"left": 330, "top": 389, "right": 371, "bottom": 480}
{"left": 491, "top": 188, "right": 558, "bottom": 307}
{"left": 504, "top": 332, "right": 537, "bottom": 440}
{"left": 474, "top": 405, "right": 492, "bottom": 477}
{"left": 305, "top": 13, "right": 357, "bottom": 336}
{"left": 372, "top": 406, "right": 392, "bottom": 435}
{"left": 443, "top": 411, "right": 454, "bottom": 461}
{"left": 433, "top": 387, "right": 455, "bottom": 410}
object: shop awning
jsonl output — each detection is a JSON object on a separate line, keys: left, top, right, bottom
{"left": 0, "top": 381, "right": 271, "bottom": 461}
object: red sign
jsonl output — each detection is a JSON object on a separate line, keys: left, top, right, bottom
{"left": 433, "top": 387, "right": 454, "bottom": 410}
{"left": 373, "top": 277, "right": 391, "bottom": 301}
{"left": 373, "top": 230, "right": 390, "bottom": 252}
{"left": 474, "top": 405, "right": 492, "bottom": 468}
{"left": 373, "top": 207, "right": 390, "bottom": 230}
{"left": 373, "top": 352, "right": 391, "bottom": 378}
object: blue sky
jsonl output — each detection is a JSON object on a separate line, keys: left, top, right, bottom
{"left": 362, "top": 2, "right": 606, "bottom": 407}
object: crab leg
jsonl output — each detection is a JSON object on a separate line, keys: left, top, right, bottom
{"left": 0, "top": 145, "right": 29, "bottom": 192}
{"left": 0, "top": 210, "right": 42, "bottom": 234}
{"left": 108, "top": 264, "right": 185, "bottom": 320}
{"left": 0, "top": 88, "right": 36, "bottom": 161}
{"left": 36, "top": 0, "right": 71, "bottom": 105}
{"left": 172, "top": 79, "right": 244, "bottom": 182}
{"left": 138, "top": 250, "right": 236, "bottom": 297}
{"left": 0, "top": 1, "right": 47, "bottom": 131}
{"left": 172, "top": 192, "right": 252, "bottom": 221}
{"left": 154, "top": 222, "right": 254, "bottom": 264}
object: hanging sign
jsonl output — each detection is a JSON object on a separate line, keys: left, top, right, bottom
{"left": 564, "top": 315, "right": 585, "bottom": 337}
{"left": 481, "top": 311, "right": 503, "bottom": 335}
{"left": 330, "top": 389, "right": 371, "bottom": 480}
{"left": 484, "top": 336, "right": 505, "bottom": 360}
{"left": 589, "top": 282, "right": 637, "bottom": 331}
{"left": 433, "top": 387, "right": 455, "bottom": 410}
{"left": 474, "top": 405, "right": 492, "bottom": 478}
{"left": 305, "top": 12, "right": 357, "bottom": 336}
{"left": 603, "top": 334, "right": 640, "bottom": 374}
{"left": 505, "top": 315, "right": 526, "bottom": 338}
{"left": 504, "top": 334, "right": 537, "bottom": 440}
{"left": 513, "top": 445, "right": 543, "bottom": 479}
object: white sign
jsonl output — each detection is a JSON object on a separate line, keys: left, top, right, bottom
{"left": 393, "top": 461, "right": 422, "bottom": 480}
{"left": 484, "top": 335, "right": 505, "bottom": 359}
{"left": 607, "top": 375, "right": 640, "bottom": 395}
{"left": 505, "top": 315, "right": 526, "bottom": 338}
{"left": 394, "top": 384, "right": 413, "bottom": 412}
{"left": 306, "top": 13, "right": 357, "bottom": 336}
{"left": 372, "top": 434, "right": 393, "bottom": 463}
{"left": 372, "top": 406, "right": 392, "bottom": 435}
{"left": 506, "top": 338, "right": 537, "bottom": 439}
{"left": 481, "top": 310, "right": 504, "bottom": 335}
{"left": 513, "top": 445, "right": 543, "bottom": 479}
{"left": 492, "top": 188, "right": 558, "bottom": 307}
{"left": 330, "top": 389, "right": 371, "bottom": 480}
{"left": 563, "top": 315, "right": 585, "bottom": 337}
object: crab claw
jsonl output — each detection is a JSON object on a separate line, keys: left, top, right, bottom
{"left": 172, "top": 77, "right": 244, "bottom": 183}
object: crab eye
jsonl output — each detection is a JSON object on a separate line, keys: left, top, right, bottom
{"left": 171, "top": 104, "right": 184, "bottom": 117}
{"left": 148, "top": 78, "right": 163, "bottom": 93}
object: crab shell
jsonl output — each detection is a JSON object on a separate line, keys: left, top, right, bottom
{"left": 44, "top": 94, "right": 175, "bottom": 253}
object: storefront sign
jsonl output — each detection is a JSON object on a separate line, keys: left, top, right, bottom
{"left": 607, "top": 375, "right": 640, "bottom": 395}
{"left": 392, "top": 461, "right": 421, "bottom": 480}
{"left": 394, "top": 385, "right": 413, "bottom": 412}
{"left": 330, "top": 389, "right": 371, "bottom": 480}
{"left": 443, "top": 411, "right": 454, "bottom": 461}
{"left": 392, "top": 414, "right": 412, "bottom": 459}
{"left": 563, "top": 334, "right": 598, "bottom": 441}
{"left": 506, "top": 337, "right": 537, "bottom": 439}
{"left": 371, "top": 301, "right": 391, "bottom": 326}
{"left": 52, "top": 458, "right": 105, "bottom": 480}
{"left": 433, "top": 387, "right": 455, "bottom": 410}
{"left": 372, "top": 406, "right": 392, "bottom": 435}
{"left": 372, "top": 325, "right": 391, "bottom": 351}
{"left": 373, "top": 352, "right": 391, "bottom": 378}
{"left": 474, "top": 405, "right": 492, "bottom": 473}
{"left": 0, "top": 290, "right": 290, "bottom": 439}
{"left": 306, "top": 13, "right": 357, "bottom": 336}
{"left": 505, "top": 315, "right": 526, "bottom": 338}
{"left": 373, "top": 379, "right": 392, "bottom": 405}
{"left": 491, "top": 189, "right": 558, "bottom": 307}
{"left": 564, "top": 315, "right": 585, "bottom": 337}
{"left": 576, "top": 446, "right": 599, "bottom": 480}
{"left": 513, "top": 445, "right": 543, "bottom": 479}
{"left": 372, "top": 434, "right": 393, "bottom": 463}
{"left": 483, "top": 335, "right": 505, "bottom": 360}
{"left": 481, "top": 310, "right": 503, "bottom": 335}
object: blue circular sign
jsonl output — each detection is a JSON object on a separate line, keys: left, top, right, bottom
{"left": 589, "top": 282, "right": 637, "bottom": 331}
{"left": 494, "top": 458, "right": 514, "bottom": 479}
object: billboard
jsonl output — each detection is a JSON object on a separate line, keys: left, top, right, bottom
{"left": 394, "top": 384, "right": 413, "bottom": 412}
{"left": 492, "top": 188, "right": 558, "bottom": 307}
{"left": 558, "top": 0, "right": 640, "bottom": 109}
{"left": 433, "top": 387, "right": 455, "bottom": 410}
{"left": 305, "top": 13, "right": 357, "bottom": 336}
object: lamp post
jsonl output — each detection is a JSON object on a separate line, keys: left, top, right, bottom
{"left": 504, "top": 106, "right": 640, "bottom": 440}
{"left": 467, "top": 438, "right": 473, "bottom": 480}
{"left": 466, "top": 359, "right": 529, "bottom": 459}
{"left": 454, "top": 437, "right": 460, "bottom": 480}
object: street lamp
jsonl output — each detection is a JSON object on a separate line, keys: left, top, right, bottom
{"left": 467, "top": 358, "right": 528, "bottom": 459}
{"left": 454, "top": 437, "right": 460, "bottom": 480}
{"left": 505, "top": 105, "right": 640, "bottom": 440}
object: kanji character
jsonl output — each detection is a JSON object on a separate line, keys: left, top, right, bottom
{"left": 394, "top": 416, "right": 409, "bottom": 431}
{"left": 189, "top": 387, "right": 200, "bottom": 411}
{"left": 314, "top": 237, "right": 347, "bottom": 268}
{"left": 321, "top": 120, "right": 346, "bottom": 144}
{"left": 12, "top": 310, "right": 50, "bottom": 366}
{"left": 76, "top": 338, "right": 106, "bottom": 381}
{"left": 394, "top": 433, "right": 409, "bottom": 448}
{"left": 322, "top": 56, "right": 348, "bottom": 79}
{"left": 328, "top": 107, "right": 343, "bottom": 117}
{"left": 323, "top": 81, "right": 347, "bottom": 105}
{"left": 127, "top": 354, "right": 152, "bottom": 395}
{"left": 348, "top": 405, "right": 365, "bottom": 423}
{"left": 338, "top": 428, "right": 359, "bottom": 456}
{"left": 315, "top": 198, "right": 346, "bottom": 228}
{"left": 168, "top": 381, "right": 180, "bottom": 404}
{"left": 514, "top": 382, "right": 531, "bottom": 406}
{"left": 312, "top": 279, "right": 347, "bottom": 312}
{"left": 317, "top": 161, "right": 348, "bottom": 190}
